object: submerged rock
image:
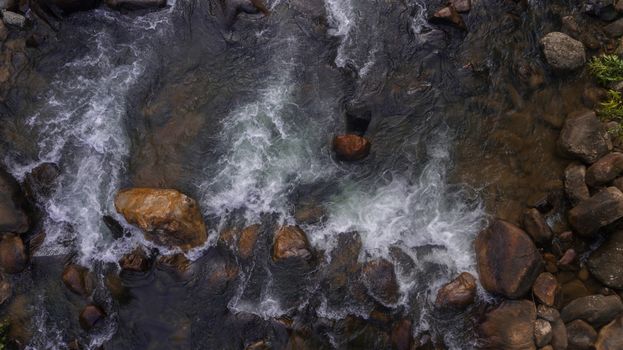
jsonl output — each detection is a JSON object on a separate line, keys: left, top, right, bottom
{"left": 588, "top": 230, "right": 623, "bottom": 289}
{"left": 568, "top": 187, "right": 623, "bottom": 237}
{"left": 333, "top": 134, "right": 371, "bottom": 161}
{"left": 0, "top": 235, "right": 26, "bottom": 274}
{"left": 430, "top": 5, "right": 466, "bottom": 31}
{"left": 0, "top": 168, "right": 29, "bottom": 234}
{"left": 23, "top": 162, "right": 60, "bottom": 200}
{"left": 475, "top": 220, "right": 543, "bottom": 299}
{"left": 62, "top": 264, "right": 93, "bottom": 297}
{"left": 105, "top": 0, "right": 166, "bottom": 10}
{"left": 119, "top": 248, "right": 150, "bottom": 272}
{"left": 564, "top": 162, "right": 590, "bottom": 205}
{"left": 114, "top": 188, "right": 207, "bottom": 250}
{"left": 478, "top": 300, "right": 537, "bottom": 349}
{"left": 79, "top": 304, "right": 106, "bottom": 330}
{"left": 434, "top": 272, "right": 477, "bottom": 309}
{"left": 558, "top": 110, "right": 611, "bottom": 164}
{"left": 272, "top": 225, "right": 312, "bottom": 261}
{"left": 561, "top": 294, "right": 623, "bottom": 328}
{"left": 595, "top": 315, "right": 623, "bottom": 350}
{"left": 522, "top": 208, "right": 553, "bottom": 245}
{"left": 586, "top": 153, "right": 623, "bottom": 187}
{"left": 540, "top": 32, "right": 586, "bottom": 70}
{"left": 362, "top": 258, "right": 400, "bottom": 305}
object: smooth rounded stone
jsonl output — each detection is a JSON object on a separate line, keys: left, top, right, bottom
{"left": 523, "top": 208, "right": 553, "bottom": 245}
{"left": 23, "top": 162, "right": 60, "bottom": 199}
{"left": 595, "top": 315, "right": 623, "bottom": 350}
{"left": 588, "top": 231, "right": 623, "bottom": 289}
{"left": 533, "top": 272, "right": 560, "bottom": 307}
{"left": 105, "top": 0, "right": 165, "bottom": 10}
{"left": 62, "top": 264, "right": 93, "bottom": 297}
{"left": 586, "top": 153, "right": 623, "bottom": 187}
{"left": 0, "top": 10, "right": 25, "bottom": 27}
{"left": 558, "top": 249, "right": 577, "bottom": 268}
{"left": 565, "top": 163, "right": 590, "bottom": 205}
{"left": 362, "top": 258, "right": 400, "bottom": 305}
{"left": 272, "top": 225, "right": 312, "bottom": 261}
{"left": 0, "top": 167, "right": 29, "bottom": 234}
{"left": 540, "top": 32, "right": 586, "bottom": 70}
{"left": 551, "top": 317, "right": 569, "bottom": 350}
{"left": 568, "top": 187, "right": 623, "bottom": 237}
{"left": 475, "top": 220, "right": 543, "bottom": 299}
{"left": 566, "top": 319, "right": 597, "bottom": 350}
{"left": 558, "top": 110, "right": 611, "bottom": 164}
{"left": 535, "top": 319, "right": 553, "bottom": 347}
{"left": 561, "top": 294, "right": 623, "bottom": 328}
{"left": 429, "top": 5, "right": 466, "bottom": 31}
{"left": 119, "top": 248, "right": 150, "bottom": 272}
{"left": 0, "top": 235, "right": 26, "bottom": 274}
{"left": 332, "top": 134, "right": 371, "bottom": 161}
{"left": 479, "top": 300, "right": 537, "bottom": 349}
{"left": 390, "top": 319, "right": 413, "bottom": 350}
{"left": 114, "top": 188, "right": 207, "bottom": 250}
{"left": 79, "top": 304, "right": 105, "bottom": 330}
{"left": 434, "top": 272, "right": 477, "bottom": 309}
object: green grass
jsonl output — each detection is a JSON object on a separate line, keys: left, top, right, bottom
{"left": 588, "top": 54, "right": 623, "bottom": 85}
{"left": 597, "top": 90, "right": 623, "bottom": 121}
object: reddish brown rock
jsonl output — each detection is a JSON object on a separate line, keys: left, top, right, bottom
{"left": 362, "top": 259, "right": 400, "bottom": 305}
{"left": 79, "top": 304, "right": 106, "bottom": 330}
{"left": 533, "top": 272, "right": 560, "bottom": 307}
{"left": 114, "top": 188, "right": 207, "bottom": 250}
{"left": 568, "top": 187, "right": 623, "bottom": 237}
{"left": 0, "top": 235, "right": 26, "bottom": 274}
{"left": 157, "top": 253, "right": 193, "bottom": 277}
{"left": 272, "top": 225, "right": 312, "bottom": 261}
{"left": 479, "top": 300, "right": 537, "bottom": 349}
{"left": 475, "top": 220, "right": 543, "bottom": 298}
{"left": 564, "top": 162, "right": 590, "bottom": 205}
{"left": 450, "top": 0, "right": 471, "bottom": 12}
{"left": 62, "top": 264, "right": 93, "bottom": 297}
{"left": 332, "top": 134, "right": 371, "bottom": 161}
{"left": 119, "top": 248, "right": 150, "bottom": 272}
{"left": 435, "top": 272, "right": 477, "bottom": 309}
{"left": 558, "top": 249, "right": 577, "bottom": 268}
{"left": 238, "top": 224, "right": 260, "bottom": 259}
{"left": 595, "top": 315, "right": 623, "bottom": 350}
{"left": 522, "top": 208, "right": 553, "bottom": 245}
{"left": 586, "top": 153, "right": 623, "bottom": 187}
{"left": 430, "top": 6, "right": 466, "bottom": 31}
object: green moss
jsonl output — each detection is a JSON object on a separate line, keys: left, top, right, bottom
{"left": 588, "top": 54, "right": 623, "bottom": 85}
{"left": 597, "top": 90, "right": 623, "bottom": 121}
{"left": 0, "top": 320, "right": 9, "bottom": 350}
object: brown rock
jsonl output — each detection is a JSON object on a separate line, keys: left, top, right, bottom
{"left": 390, "top": 319, "right": 413, "bottom": 350}
{"left": 450, "top": 0, "right": 470, "bottom": 12}
{"left": 566, "top": 319, "right": 597, "bottom": 350}
{"left": 0, "top": 235, "right": 26, "bottom": 274}
{"left": 586, "top": 153, "right": 623, "bottom": 187}
{"left": 434, "top": 272, "right": 477, "bottom": 309}
{"left": 114, "top": 188, "right": 207, "bottom": 250}
{"left": 595, "top": 315, "right": 623, "bottom": 350}
{"left": 551, "top": 318, "right": 568, "bottom": 350}
{"left": 294, "top": 204, "right": 326, "bottom": 225}
{"left": 62, "top": 264, "right": 93, "bottom": 297}
{"left": 332, "top": 134, "right": 371, "bottom": 161}
{"left": 538, "top": 305, "right": 560, "bottom": 322}
{"left": 430, "top": 6, "right": 466, "bottom": 31}
{"left": 561, "top": 294, "right": 623, "bottom": 328}
{"left": 558, "top": 249, "right": 577, "bottom": 268}
{"left": 23, "top": 162, "right": 60, "bottom": 199}
{"left": 79, "top": 304, "right": 105, "bottom": 330}
{"left": 588, "top": 230, "right": 623, "bottom": 289}
{"left": 157, "top": 253, "right": 192, "bottom": 276}
{"left": 523, "top": 208, "right": 553, "bottom": 245}
{"left": 564, "top": 162, "right": 590, "bottom": 205}
{"left": 558, "top": 110, "right": 612, "bottom": 164}
{"left": 362, "top": 259, "right": 400, "bottom": 305}
{"left": 479, "top": 300, "right": 537, "bottom": 349}
{"left": 0, "top": 168, "right": 29, "bottom": 234}
{"left": 272, "top": 225, "right": 312, "bottom": 261}
{"left": 475, "top": 220, "right": 543, "bottom": 298}
{"left": 568, "top": 187, "right": 623, "bottom": 237}
{"left": 533, "top": 272, "right": 560, "bottom": 307}
{"left": 119, "top": 248, "right": 150, "bottom": 272}
{"left": 535, "top": 318, "right": 553, "bottom": 347}
{"left": 238, "top": 224, "right": 260, "bottom": 259}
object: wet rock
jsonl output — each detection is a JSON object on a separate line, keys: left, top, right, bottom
{"left": 558, "top": 249, "right": 577, "bottom": 268}
{"left": 475, "top": 220, "right": 543, "bottom": 298}
{"left": 540, "top": 32, "right": 586, "bottom": 71}
{"left": 586, "top": 153, "right": 623, "bottom": 187}
{"left": 568, "top": 187, "right": 623, "bottom": 237}
{"left": 294, "top": 204, "right": 326, "bottom": 225}
{"left": 105, "top": 273, "right": 128, "bottom": 301}
{"left": 566, "top": 319, "right": 597, "bottom": 350}
{"left": 479, "top": 300, "right": 537, "bottom": 349}
{"left": 23, "top": 162, "right": 59, "bottom": 200}
{"left": 539, "top": 305, "right": 561, "bottom": 322}
{"left": 430, "top": 5, "right": 466, "bottom": 31}
{"left": 79, "top": 304, "right": 106, "bottom": 330}
{"left": 533, "top": 272, "right": 560, "bottom": 307}
{"left": 114, "top": 188, "right": 207, "bottom": 250}
{"left": 558, "top": 110, "right": 611, "bottom": 164}
{"left": 605, "top": 18, "right": 623, "bottom": 37}
{"left": 450, "top": 0, "right": 470, "bottom": 12}
{"left": 561, "top": 279, "right": 590, "bottom": 305}
{"left": 238, "top": 224, "right": 260, "bottom": 259}
{"left": 535, "top": 318, "right": 553, "bottom": 347}
{"left": 434, "top": 272, "right": 477, "bottom": 309}
{"left": 105, "top": 0, "right": 165, "bottom": 10}
{"left": 62, "top": 264, "right": 93, "bottom": 297}
{"left": 552, "top": 317, "right": 569, "bottom": 350}
{"left": 0, "top": 235, "right": 26, "bottom": 274}
{"left": 1, "top": 10, "right": 25, "bottom": 27}
{"left": 156, "top": 253, "right": 192, "bottom": 276}
{"left": 0, "top": 168, "right": 29, "bottom": 234}
{"left": 523, "top": 208, "right": 553, "bottom": 245}
{"left": 119, "top": 248, "right": 150, "bottom": 272}
{"left": 103, "top": 215, "right": 125, "bottom": 239}
{"left": 595, "top": 315, "right": 623, "bottom": 350}
{"left": 321, "top": 232, "right": 367, "bottom": 306}
{"left": 390, "top": 319, "right": 413, "bottom": 350}
{"left": 588, "top": 230, "right": 623, "bottom": 289}
{"left": 272, "top": 225, "right": 312, "bottom": 261}
{"left": 561, "top": 294, "right": 623, "bottom": 328}
{"left": 332, "top": 134, "right": 371, "bottom": 161}
{"left": 362, "top": 258, "right": 400, "bottom": 305}
{"left": 564, "top": 163, "right": 590, "bottom": 205}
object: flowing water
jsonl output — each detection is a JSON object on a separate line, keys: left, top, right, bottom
{"left": 0, "top": 0, "right": 589, "bottom": 348}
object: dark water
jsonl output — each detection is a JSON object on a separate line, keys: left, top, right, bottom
{"left": 0, "top": 0, "right": 594, "bottom": 348}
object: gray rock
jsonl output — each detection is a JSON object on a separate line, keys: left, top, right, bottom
{"left": 561, "top": 294, "right": 623, "bottom": 328}
{"left": 566, "top": 319, "right": 597, "bottom": 350}
{"left": 605, "top": 17, "right": 623, "bottom": 37}
{"left": 558, "top": 110, "right": 612, "bottom": 164}
{"left": 586, "top": 153, "right": 623, "bottom": 187}
{"left": 540, "top": 32, "right": 586, "bottom": 70}
{"left": 565, "top": 162, "right": 590, "bottom": 205}
{"left": 588, "top": 230, "right": 623, "bottom": 289}
{"left": 568, "top": 187, "right": 623, "bottom": 237}
{"left": 1, "top": 10, "right": 25, "bottom": 27}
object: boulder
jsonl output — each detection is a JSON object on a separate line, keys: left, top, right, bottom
{"left": 568, "top": 187, "right": 623, "bottom": 237}
{"left": 114, "top": 188, "right": 207, "bottom": 250}
{"left": 586, "top": 153, "right": 623, "bottom": 187}
{"left": 588, "top": 230, "right": 623, "bottom": 289}
{"left": 238, "top": 224, "right": 260, "bottom": 259}
{"left": 362, "top": 259, "right": 400, "bottom": 305}
{"left": 434, "top": 272, "right": 477, "bottom": 309}
{"left": 522, "top": 208, "right": 553, "bottom": 245}
{"left": 533, "top": 272, "right": 560, "bottom": 307}
{"left": 540, "top": 32, "right": 586, "bottom": 70}
{"left": 333, "top": 134, "right": 371, "bottom": 161}
{"left": 595, "top": 315, "right": 623, "bottom": 350}
{"left": 564, "top": 162, "right": 590, "bottom": 205}
{"left": 566, "top": 319, "right": 597, "bottom": 350}
{"left": 105, "top": 0, "right": 165, "bottom": 10}
{"left": 62, "top": 264, "right": 93, "bottom": 297}
{"left": 535, "top": 318, "right": 553, "bottom": 347}
{"left": 272, "top": 225, "right": 312, "bottom": 261}
{"left": 79, "top": 304, "right": 105, "bottom": 330}
{"left": 0, "top": 235, "right": 26, "bottom": 274}
{"left": 561, "top": 294, "right": 623, "bottom": 328}
{"left": 475, "top": 220, "right": 543, "bottom": 298}
{"left": 0, "top": 168, "right": 29, "bottom": 234}
{"left": 558, "top": 110, "right": 611, "bottom": 164}
{"left": 479, "top": 300, "right": 537, "bottom": 349}
{"left": 23, "top": 162, "right": 59, "bottom": 200}
{"left": 119, "top": 248, "right": 150, "bottom": 272}
{"left": 430, "top": 6, "right": 466, "bottom": 31}
{"left": 320, "top": 232, "right": 368, "bottom": 306}
{"left": 0, "top": 10, "right": 25, "bottom": 27}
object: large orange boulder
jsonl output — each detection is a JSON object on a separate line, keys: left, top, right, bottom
{"left": 114, "top": 188, "right": 207, "bottom": 250}
{"left": 333, "top": 135, "right": 371, "bottom": 161}
{"left": 272, "top": 225, "right": 312, "bottom": 261}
